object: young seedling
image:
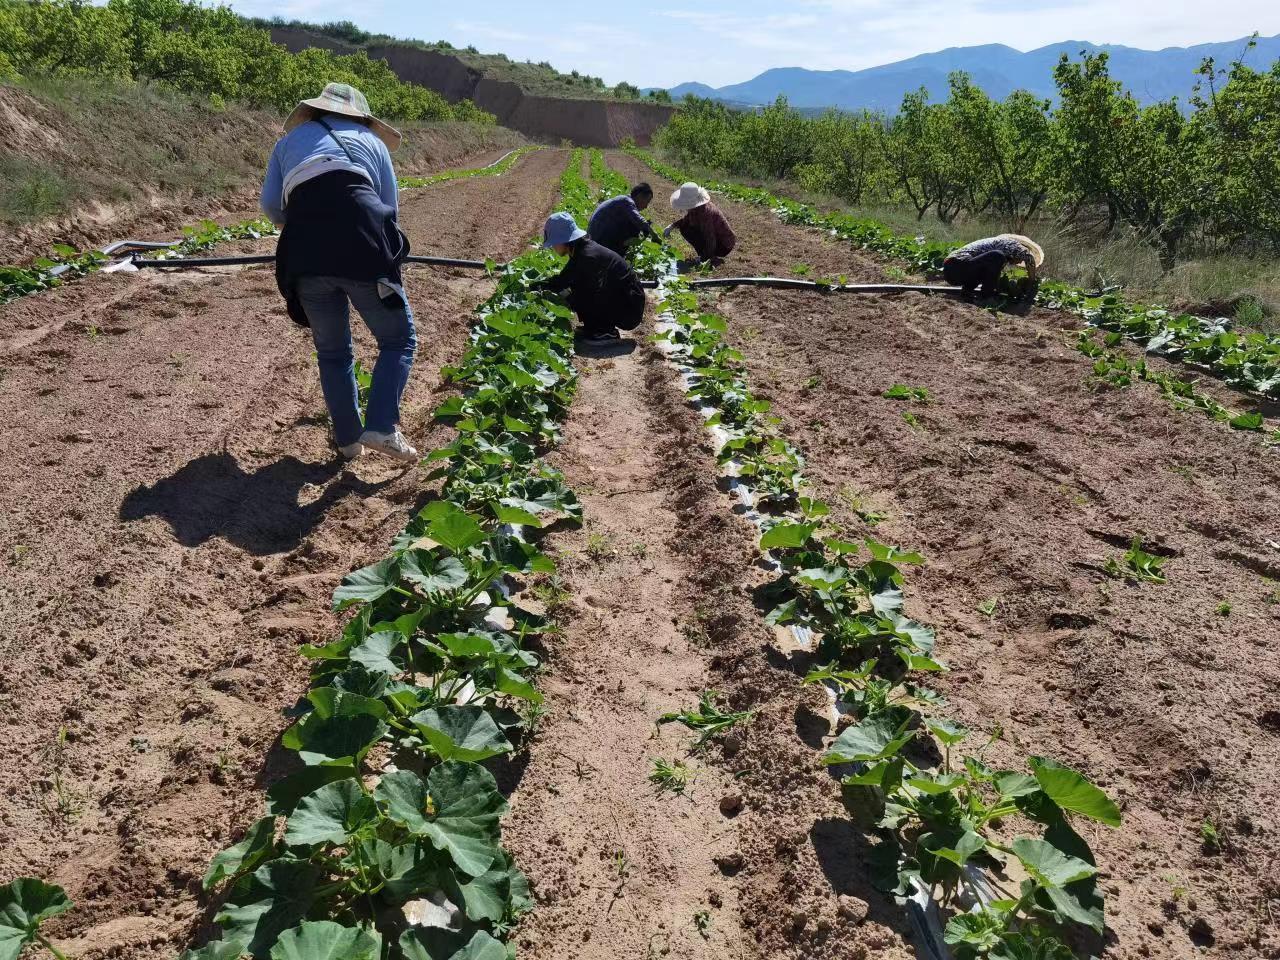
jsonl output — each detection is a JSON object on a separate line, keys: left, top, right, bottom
{"left": 790, "top": 263, "right": 812, "bottom": 276}
{"left": 883, "top": 383, "right": 930, "bottom": 403}
{"left": 1200, "top": 818, "right": 1224, "bottom": 853}
{"left": 901, "top": 411, "right": 924, "bottom": 430}
{"left": 977, "top": 598, "right": 998, "bottom": 617}
{"left": 530, "top": 575, "right": 571, "bottom": 615}
{"left": 658, "top": 691, "right": 754, "bottom": 750}
{"left": 838, "top": 487, "right": 888, "bottom": 526}
{"left": 585, "top": 531, "right": 614, "bottom": 561}
{"left": 1104, "top": 537, "right": 1168, "bottom": 583}
{"left": 694, "top": 909, "right": 713, "bottom": 939}
{"left": 353, "top": 358, "right": 372, "bottom": 415}
{"left": 649, "top": 758, "right": 694, "bottom": 795}
{"left": 1215, "top": 601, "right": 1232, "bottom": 617}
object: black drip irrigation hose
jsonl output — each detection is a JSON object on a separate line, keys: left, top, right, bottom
{"left": 131, "top": 254, "right": 496, "bottom": 270}
{"left": 127, "top": 254, "right": 963, "bottom": 296}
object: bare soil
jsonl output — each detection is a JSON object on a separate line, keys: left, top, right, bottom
{"left": 0, "top": 147, "right": 566, "bottom": 959}
{"left": 611, "top": 151, "right": 1280, "bottom": 959}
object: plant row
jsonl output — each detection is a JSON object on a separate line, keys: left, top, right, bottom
{"left": 398, "top": 147, "right": 542, "bottom": 190}
{"left": 0, "top": 216, "right": 279, "bottom": 305}
{"left": 1077, "top": 330, "right": 1280, "bottom": 442}
{"left": 173, "top": 153, "right": 598, "bottom": 960}
{"left": 650, "top": 271, "right": 1122, "bottom": 957}
{"left": 628, "top": 147, "right": 1280, "bottom": 409}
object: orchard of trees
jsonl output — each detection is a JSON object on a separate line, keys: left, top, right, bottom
{"left": 658, "top": 50, "right": 1280, "bottom": 268}
{"left": 0, "top": 0, "right": 496, "bottom": 124}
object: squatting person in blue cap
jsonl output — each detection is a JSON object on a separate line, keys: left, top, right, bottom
{"left": 536, "top": 212, "right": 647, "bottom": 346}
{"left": 587, "top": 182, "right": 660, "bottom": 257}
{"left": 262, "top": 82, "right": 418, "bottom": 463}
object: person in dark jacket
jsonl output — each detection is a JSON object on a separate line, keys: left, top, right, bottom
{"left": 942, "top": 234, "right": 1044, "bottom": 299}
{"left": 588, "top": 183, "right": 660, "bottom": 256}
{"left": 538, "top": 213, "right": 646, "bottom": 346}
{"left": 262, "top": 82, "right": 417, "bottom": 463}
{"left": 665, "top": 182, "right": 737, "bottom": 266}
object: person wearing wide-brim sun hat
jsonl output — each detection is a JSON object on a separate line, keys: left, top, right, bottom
{"left": 942, "top": 233, "right": 1045, "bottom": 300}
{"left": 261, "top": 82, "right": 419, "bottom": 464}
{"left": 663, "top": 182, "right": 737, "bottom": 266}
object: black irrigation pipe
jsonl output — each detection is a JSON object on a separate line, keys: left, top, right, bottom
{"left": 132, "top": 254, "right": 495, "bottom": 270}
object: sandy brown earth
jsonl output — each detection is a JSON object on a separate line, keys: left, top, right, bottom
{"left": 0, "top": 147, "right": 566, "bottom": 958}
{"left": 613, "top": 151, "right": 1280, "bottom": 959}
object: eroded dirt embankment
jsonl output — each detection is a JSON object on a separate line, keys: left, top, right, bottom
{"left": 0, "top": 148, "right": 566, "bottom": 959}
{"left": 610, "top": 150, "right": 1280, "bottom": 959}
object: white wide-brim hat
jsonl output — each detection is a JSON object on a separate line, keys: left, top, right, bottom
{"left": 671, "top": 182, "right": 711, "bottom": 211}
{"left": 285, "top": 82, "right": 403, "bottom": 151}
{"left": 999, "top": 234, "right": 1045, "bottom": 267}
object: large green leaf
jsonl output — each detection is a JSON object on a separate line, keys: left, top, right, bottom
{"left": 451, "top": 851, "right": 515, "bottom": 923}
{"left": 285, "top": 780, "right": 377, "bottom": 847}
{"left": 376, "top": 764, "right": 507, "bottom": 877}
{"left": 204, "top": 816, "right": 278, "bottom": 891}
{"left": 266, "top": 765, "right": 357, "bottom": 816}
{"left": 1011, "top": 838, "right": 1097, "bottom": 888}
{"left": 349, "top": 631, "right": 403, "bottom": 676}
{"left": 268, "top": 921, "right": 380, "bottom": 960}
{"left": 281, "top": 690, "right": 390, "bottom": 766}
{"left": 411, "top": 706, "right": 512, "bottom": 763}
{"left": 760, "top": 522, "right": 817, "bottom": 551}
{"left": 1043, "top": 884, "right": 1105, "bottom": 934}
{"left": 0, "top": 878, "right": 72, "bottom": 960}
{"left": 824, "top": 713, "right": 915, "bottom": 765}
{"left": 216, "top": 860, "right": 320, "bottom": 958}
{"left": 399, "top": 929, "right": 507, "bottom": 960}
{"left": 1029, "top": 757, "right": 1122, "bottom": 826}
{"left": 428, "top": 507, "right": 489, "bottom": 553}
{"left": 401, "top": 552, "right": 469, "bottom": 595}
{"left": 333, "top": 558, "right": 400, "bottom": 610}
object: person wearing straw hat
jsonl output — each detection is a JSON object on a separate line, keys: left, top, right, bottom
{"left": 536, "top": 212, "right": 646, "bottom": 347}
{"left": 261, "top": 82, "right": 418, "bottom": 463}
{"left": 664, "top": 182, "right": 737, "bottom": 267}
{"left": 942, "top": 234, "right": 1044, "bottom": 300}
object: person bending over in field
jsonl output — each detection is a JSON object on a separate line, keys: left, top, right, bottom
{"left": 537, "top": 213, "right": 646, "bottom": 347}
{"left": 942, "top": 234, "right": 1044, "bottom": 300}
{"left": 664, "top": 182, "right": 737, "bottom": 267}
{"left": 588, "top": 182, "right": 661, "bottom": 257}
{"left": 262, "top": 82, "right": 418, "bottom": 464}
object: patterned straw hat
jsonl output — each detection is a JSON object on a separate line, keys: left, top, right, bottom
{"left": 284, "top": 83, "right": 402, "bottom": 151}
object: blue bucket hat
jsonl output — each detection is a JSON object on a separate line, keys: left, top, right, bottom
{"left": 542, "top": 212, "right": 587, "bottom": 248}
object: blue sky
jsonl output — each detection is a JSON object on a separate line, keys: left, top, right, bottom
{"left": 229, "top": 0, "right": 1280, "bottom": 88}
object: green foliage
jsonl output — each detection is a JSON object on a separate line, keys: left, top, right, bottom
{"left": 658, "top": 47, "right": 1280, "bottom": 262}
{"left": 398, "top": 146, "right": 539, "bottom": 189}
{"left": 658, "top": 691, "right": 754, "bottom": 750}
{"left": 0, "top": 878, "right": 72, "bottom": 960}
{"left": 0, "top": 0, "right": 494, "bottom": 123}
{"left": 1103, "top": 537, "right": 1169, "bottom": 583}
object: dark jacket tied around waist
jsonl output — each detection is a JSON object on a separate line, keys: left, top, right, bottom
{"left": 275, "top": 170, "right": 410, "bottom": 327}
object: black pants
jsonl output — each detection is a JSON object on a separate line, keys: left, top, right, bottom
{"left": 943, "top": 251, "right": 1008, "bottom": 295}
{"left": 570, "top": 285, "right": 646, "bottom": 336}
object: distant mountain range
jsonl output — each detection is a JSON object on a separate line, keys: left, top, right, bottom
{"left": 649, "top": 35, "right": 1280, "bottom": 112}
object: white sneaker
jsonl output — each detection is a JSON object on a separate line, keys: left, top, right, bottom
{"left": 338, "top": 441, "right": 364, "bottom": 460}
{"left": 359, "top": 429, "right": 419, "bottom": 463}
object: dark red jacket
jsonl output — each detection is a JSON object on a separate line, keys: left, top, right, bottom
{"left": 673, "top": 202, "right": 736, "bottom": 260}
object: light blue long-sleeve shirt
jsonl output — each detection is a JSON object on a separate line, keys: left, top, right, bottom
{"left": 260, "top": 116, "right": 399, "bottom": 225}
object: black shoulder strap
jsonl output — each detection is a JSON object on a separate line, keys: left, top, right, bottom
{"left": 314, "top": 116, "right": 358, "bottom": 165}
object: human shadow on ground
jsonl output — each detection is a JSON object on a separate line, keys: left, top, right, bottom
{"left": 120, "top": 450, "right": 392, "bottom": 555}
{"left": 574, "top": 337, "right": 639, "bottom": 359}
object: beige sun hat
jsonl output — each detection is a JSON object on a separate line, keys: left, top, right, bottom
{"left": 999, "top": 234, "right": 1045, "bottom": 267}
{"left": 285, "top": 82, "right": 403, "bottom": 151}
{"left": 671, "top": 182, "right": 711, "bottom": 211}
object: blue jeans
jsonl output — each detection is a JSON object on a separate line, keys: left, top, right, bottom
{"left": 296, "top": 276, "right": 417, "bottom": 447}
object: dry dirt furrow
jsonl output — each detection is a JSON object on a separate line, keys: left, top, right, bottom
{"left": 0, "top": 148, "right": 567, "bottom": 959}
{"left": 681, "top": 232, "right": 1280, "bottom": 956}
{"left": 501, "top": 306, "right": 916, "bottom": 959}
